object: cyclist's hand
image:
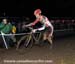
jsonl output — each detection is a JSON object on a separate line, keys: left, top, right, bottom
{"left": 32, "top": 29, "right": 37, "bottom": 33}
{"left": 22, "top": 25, "right": 29, "bottom": 29}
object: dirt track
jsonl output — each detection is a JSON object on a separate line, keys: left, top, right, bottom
{"left": 0, "top": 36, "right": 75, "bottom": 64}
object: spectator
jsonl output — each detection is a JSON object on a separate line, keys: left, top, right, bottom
{"left": 0, "top": 18, "right": 16, "bottom": 48}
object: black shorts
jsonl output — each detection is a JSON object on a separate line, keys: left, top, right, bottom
{"left": 44, "top": 27, "right": 52, "bottom": 35}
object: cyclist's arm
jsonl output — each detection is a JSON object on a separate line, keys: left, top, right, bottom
{"left": 31, "top": 18, "right": 40, "bottom": 26}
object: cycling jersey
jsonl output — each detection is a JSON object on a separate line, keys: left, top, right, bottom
{"left": 31, "top": 15, "right": 53, "bottom": 36}
{"left": 32, "top": 16, "right": 53, "bottom": 29}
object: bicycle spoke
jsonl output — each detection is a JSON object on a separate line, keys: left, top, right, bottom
{"left": 25, "top": 35, "right": 32, "bottom": 47}
{"left": 16, "top": 35, "right": 27, "bottom": 49}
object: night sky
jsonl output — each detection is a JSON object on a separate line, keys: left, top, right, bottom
{"left": 0, "top": 0, "right": 75, "bottom": 17}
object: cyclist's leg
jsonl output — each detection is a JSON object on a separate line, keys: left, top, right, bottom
{"left": 47, "top": 35, "right": 53, "bottom": 45}
{"left": 46, "top": 27, "right": 53, "bottom": 48}
{"left": 43, "top": 33, "right": 47, "bottom": 41}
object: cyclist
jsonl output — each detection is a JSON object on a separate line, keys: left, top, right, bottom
{"left": 23, "top": 9, "right": 54, "bottom": 47}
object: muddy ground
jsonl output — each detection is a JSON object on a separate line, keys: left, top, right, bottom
{"left": 0, "top": 36, "right": 75, "bottom": 64}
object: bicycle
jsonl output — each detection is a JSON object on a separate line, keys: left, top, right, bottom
{"left": 16, "top": 27, "right": 42, "bottom": 49}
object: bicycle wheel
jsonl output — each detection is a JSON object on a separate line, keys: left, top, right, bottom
{"left": 16, "top": 34, "right": 29, "bottom": 49}
{"left": 24, "top": 34, "right": 32, "bottom": 48}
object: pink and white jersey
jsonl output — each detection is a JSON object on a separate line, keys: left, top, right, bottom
{"left": 41, "top": 16, "right": 53, "bottom": 27}
{"left": 32, "top": 16, "right": 53, "bottom": 32}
